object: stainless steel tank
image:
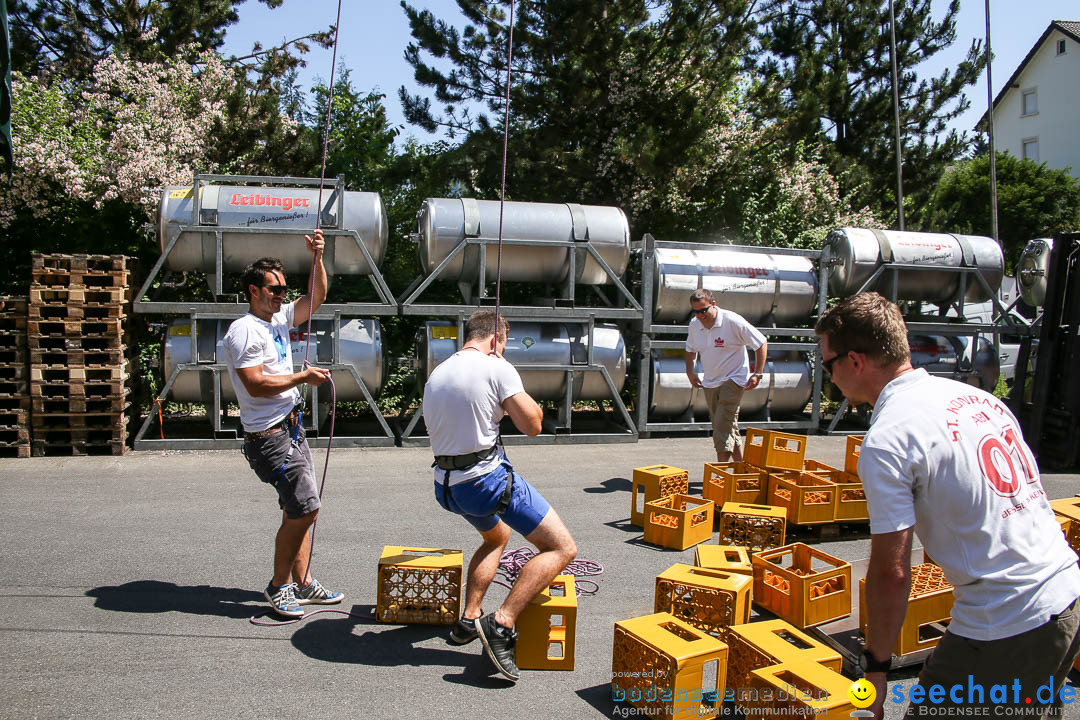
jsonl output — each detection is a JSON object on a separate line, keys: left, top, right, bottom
{"left": 1018, "top": 238, "right": 1053, "bottom": 306}
{"left": 651, "top": 247, "right": 817, "bottom": 324}
{"left": 163, "top": 317, "right": 383, "bottom": 414}
{"left": 417, "top": 321, "right": 626, "bottom": 400}
{"left": 157, "top": 184, "right": 388, "bottom": 282}
{"left": 826, "top": 228, "right": 1004, "bottom": 303}
{"left": 908, "top": 335, "right": 999, "bottom": 392}
{"left": 416, "top": 198, "right": 630, "bottom": 285}
{"left": 648, "top": 350, "right": 812, "bottom": 419}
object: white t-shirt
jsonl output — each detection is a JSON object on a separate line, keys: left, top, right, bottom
{"left": 684, "top": 309, "right": 767, "bottom": 388}
{"left": 423, "top": 349, "right": 525, "bottom": 484}
{"left": 222, "top": 303, "right": 301, "bottom": 433}
{"left": 860, "top": 368, "right": 1080, "bottom": 641}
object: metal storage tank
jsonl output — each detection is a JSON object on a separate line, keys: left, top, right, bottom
{"left": 651, "top": 247, "right": 818, "bottom": 324}
{"left": 417, "top": 321, "right": 626, "bottom": 401}
{"left": 415, "top": 198, "right": 630, "bottom": 285}
{"left": 163, "top": 318, "right": 384, "bottom": 421}
{"left": 157, "top": 184, "right": 388, "bottom": 282}
{"left": 648, "top": 350, "right": 812, "bottom": 419}
{"left": 826, "top": 228, "right": 1004, "bottom": 303}
{"left": 1018, "top": 238, "right": 1053, "bottom": 307}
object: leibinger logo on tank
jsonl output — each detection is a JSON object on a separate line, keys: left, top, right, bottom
{"left": 887, "top": 676, "right": 1077, "bottom": 715}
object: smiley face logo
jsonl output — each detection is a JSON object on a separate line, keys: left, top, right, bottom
{"left": 848, "top": 678, "right": 876, "bottom": 709}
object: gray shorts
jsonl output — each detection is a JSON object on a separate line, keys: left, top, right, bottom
{"left": 243, "top": 425, "right": 320, "bottom": 519}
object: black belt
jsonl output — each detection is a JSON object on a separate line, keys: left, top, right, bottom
{"left": 434, "top": 444, "right": 513, "bottom": 517}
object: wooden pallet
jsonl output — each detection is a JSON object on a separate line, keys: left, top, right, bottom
{"left": 0, "top": 379, "right": 29, "bottom": 396}
{"left": 0, "top": 364, "right": 29, "bottom": 381}
{"left": 0, "top": 296, "right": 29, "bottom": 314}
{"left": 0, "top": 331, "right": 28, "bottom": 351}
{"left": 29, "top": 346, "right": 126, "bottom": 366}
{"left": 30, "top": 425, "right": 125, "bottom": 444}
{"left": 0, "top": 395, "right": 31, "bottom": 411}
{"left": 0, "top": 407, "right": 29, "bottom": 426}
{"left": 31, "top": 394, "right": 127, "bottom": 414}
{"left": 32, "top": 254, "right": 130, "bottom": 273}
{"left": 27, "top": 319, "right": 124, "bottom": 337}
{"left": 29, "top": 334, "right": 124, "bottom": 351}
{"left": 33, "top": 412, "right": 126, "bottom": 430}
{"left": 29, "top": 303, "right": 126, "bottom": 321}
{"left": 30, "top": 287, "right": 131, "bottom": 305}
{"left": 0, "top": 346, "right": 28, "bottom": 364}
{"left": 31, "top": 440, "right": 126, "bottom": 457}
{"left": 0, "top": 426, "right": 31, "bottom": 444}
{"left": 31, "top": 379, "right": 127, "bottom": 398}
{"left": 0, "top": 315, "right": 27, "bottom": 332}
{"left": 0, "top": 441, "right": 31, "bottom": 458}
{"left": 31, "top": 364, "right": 129, "bottom": 384}
{"left": 31, "top": 269, "right": 130, "bottom": 289}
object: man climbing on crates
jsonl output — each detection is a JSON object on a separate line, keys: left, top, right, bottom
{"left": 815, "top": 292, "right": 1080, "bottom": 720}
{"left": 684, "top": 288, "right": 768, "bottom": 462}
{"left": 423, "top": 309, "right": 578, "bottom": 682}
{"left": 222, "top": 229, "right": 344, "bottom": 619}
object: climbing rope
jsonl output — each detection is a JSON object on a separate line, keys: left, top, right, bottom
{"left": 493, "top": 0, "right": 515, "bottom": 328}
{"left": 494, "top": 547, "right": 604, "bottom": 597}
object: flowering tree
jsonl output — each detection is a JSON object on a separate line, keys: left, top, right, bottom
{"left": 2, "top": 47, "right": 232, "bottom": 227}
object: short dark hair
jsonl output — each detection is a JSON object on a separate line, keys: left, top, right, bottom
{"left": 815, "top": 292, "right": 910, "bottom": 366}
{"left": 690, "top": 289, "right": 714, "bottom": 304}
{"left": 464, "top": 309, "right": 509, "bottom": 343}
{"left": 241, "top": 258, "right": 285, "bottom": 300}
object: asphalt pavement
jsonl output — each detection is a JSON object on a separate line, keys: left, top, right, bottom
{"left": 2, "top": 436, "right": 1078, "bottom": 720}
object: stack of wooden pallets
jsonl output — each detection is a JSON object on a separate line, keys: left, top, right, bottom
{"left": 28, "top": 254, "right": 131, "bottom": 456}
{"left": 0, "top": 296, "right": 30, "bottom": 458}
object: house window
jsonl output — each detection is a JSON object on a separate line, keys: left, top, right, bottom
{"left": 1021, "top": 89, "right": 1038, "bottom": 116}
{"left": 1058, "top": 39, "right": 1067, "bottom": 55}
{"left": 1022, "top": 138, "right": 1039, "bottom": 163}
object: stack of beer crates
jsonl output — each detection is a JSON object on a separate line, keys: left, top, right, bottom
{"left": 28, "top": 254, "right": 131, "bottom": 456}
{"left": 0, "top": 296, "right": 30, "bottom": 458}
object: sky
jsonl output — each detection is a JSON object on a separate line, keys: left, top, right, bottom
{"left": 222, "top": 0, "right": 1080, "bottom": 143}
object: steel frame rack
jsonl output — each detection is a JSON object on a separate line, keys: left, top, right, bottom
{"left": 132, "top": 173, "right": 397, "bottom": 449}
{"left": 821, "top": 248, "right": 1033, "bottom": 434}
{"left": 395, "top": 310, "right": 638, "bottom": 447}
{"left": 634, "top": 234, "right": 828, "bottom": 437}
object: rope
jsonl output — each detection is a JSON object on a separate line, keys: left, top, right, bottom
{"left": 493, "top": 0, "right": 515, "bottom": 329}
{"left": 493, "top": 547, "right": 603, "bottom": 597}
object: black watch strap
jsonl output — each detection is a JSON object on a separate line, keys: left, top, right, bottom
{"left": 859, "top": 648, "right": 892, "bottom": 673}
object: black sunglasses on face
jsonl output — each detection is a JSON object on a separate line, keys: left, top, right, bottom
{"left": 821, "top": 352, "right": 846, "bottom": 376}
{"left": 691, "top": 305, "right": 712, "bottom": 315}
{"left": 261, "top": 284, "right": 288, "bottom": 296}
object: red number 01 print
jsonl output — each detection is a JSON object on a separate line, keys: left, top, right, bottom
{"left": 977, "top": 425, "right": 1038, "bottom": 498}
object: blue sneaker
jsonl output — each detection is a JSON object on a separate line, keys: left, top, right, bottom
{"left": 264, "top": 582, "right": 303, "bottom": 618}
{"left": 296, "top": 578, "right": 344, "bottom": 605}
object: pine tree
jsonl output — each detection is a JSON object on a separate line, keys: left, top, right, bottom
{"left": 751, "top": 0, "right": 984, "bottom": 226}
{"left": 399, "top": 0, "right": 756, "bottom": 219}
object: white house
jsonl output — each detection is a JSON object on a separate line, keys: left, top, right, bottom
{"left": 982, "top": 21, "right": 1080, "bottom": 179}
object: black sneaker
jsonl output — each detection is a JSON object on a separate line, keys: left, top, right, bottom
{"left": 449, "top": 613, "right": 481, "bottom": 645}
{"left": 476, "top": 613, "right": 520, "bottom": 681}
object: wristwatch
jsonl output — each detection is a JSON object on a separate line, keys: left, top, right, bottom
{"left": 858, "top": 648, "right": 892, "bottom": 674}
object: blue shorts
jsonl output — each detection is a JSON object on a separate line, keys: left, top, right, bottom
{"left": 434, "top": 462, "right": 551, "bottom": 537}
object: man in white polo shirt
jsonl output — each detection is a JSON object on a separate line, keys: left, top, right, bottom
{"left": 684, "top": 288, "right": 768, "bottom": 461}
{"left": 815, "top": 292, "right": 1080, "bottom": 719}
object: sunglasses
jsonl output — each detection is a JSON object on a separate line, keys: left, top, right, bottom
{"left": 261, "top": 284, "right": 288, "bottom": 297}
{"left": 690, "top": 305, "right": 713, "bottom": 315}
{"left": 821, "top": 352, "right": 848, "bottom": 376}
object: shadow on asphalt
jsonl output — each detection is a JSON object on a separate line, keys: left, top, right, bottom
{"left": 604, "top": 518, "right": 640, "bottom": 534}
{"left": 576, "top": 683, "right": 616, "bottom": 716}
{"left": 86, "top": 580, "right": 264, "bottom": 619}
{"left": 583, "top": 477, "right": 631, "bottom": 494}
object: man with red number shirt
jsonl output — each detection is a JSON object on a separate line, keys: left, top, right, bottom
{"left": 815, "top": 292, "right": 1080, "bottom": 720}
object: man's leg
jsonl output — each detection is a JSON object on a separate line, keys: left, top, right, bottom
{"left": 464, "top": 521, "right": 512, "bottom": 621}
{"left": 709, "top": 382, "right": 743, "bottom": 463}
{"left": 494, "top": 508, "right": 577, "bottom": 628}
{"left": 274, "top": 508, "right": 318, "bottom": 588}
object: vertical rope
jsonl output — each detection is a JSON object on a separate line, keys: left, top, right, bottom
{"left": 302, "top": 0, "right": 344, "bottom": 586}
{"left": 493, "top": 0, "right": 516, "bottom": 331}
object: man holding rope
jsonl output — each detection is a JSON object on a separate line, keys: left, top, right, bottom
{"left": 223, "top": 229, "right": 343, "bottom": 618}
{"left": 423, "top": 310, "right": 578, "bottom": 682}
